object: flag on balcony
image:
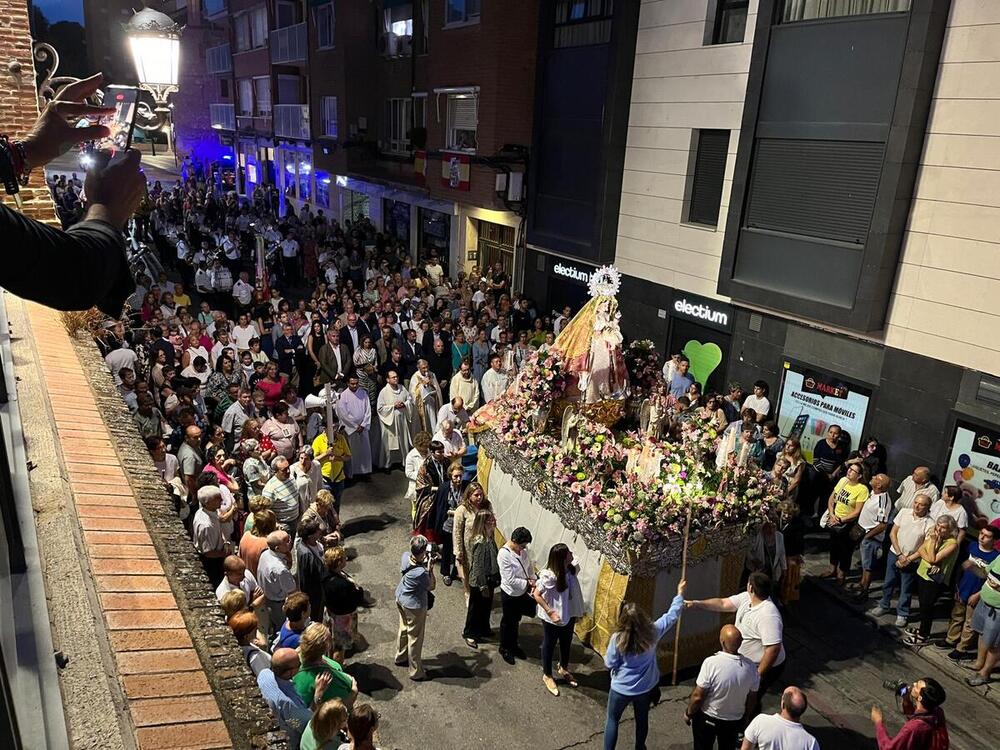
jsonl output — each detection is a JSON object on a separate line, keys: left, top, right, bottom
{"left": 414, "top": 149, "right": 427, "bottom": 186}
{"left": 441, "top": 151, "right": 470, "bottom": 191}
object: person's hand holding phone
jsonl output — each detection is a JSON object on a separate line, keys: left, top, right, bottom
{"left": 21, "top": 73, "right": 114, "bottom": 169}
{"left": 83, "top": 149, "right": 146, "bottom": 228}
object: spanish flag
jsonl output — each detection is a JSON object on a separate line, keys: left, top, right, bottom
{"left": 440, "top": 151, "right": 471, "bottom": 191}
{"left": 414, "top": 149, "right": 427, "bottom": 185}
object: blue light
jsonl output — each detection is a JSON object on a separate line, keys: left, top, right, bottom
{"left": 222, "top": 154, "right": 233, "bottom": 160}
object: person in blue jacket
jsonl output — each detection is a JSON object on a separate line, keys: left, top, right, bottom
{"left": 603, "top": 579, "right": 686, "bottom": 750}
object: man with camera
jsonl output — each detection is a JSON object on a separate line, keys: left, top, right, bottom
{"left": 870, "top": 677, "right": 949, "bottom": 750}
{"left": 394, "top": 535, "right": 437, "bottom": 681}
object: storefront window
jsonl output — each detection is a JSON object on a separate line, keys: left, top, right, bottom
{"left": 315, "top": 172, "right": 331, "bottom": 209}
{"left": 346, "top": 191, "right": 370, "bottom": 223}
{"left": 384, "top": 199, "right": 411, "bottom": 245}
{"left": 419, "top": 207, "right": 450, "bottom": 265}
{"left": 297, "top": 158, "right": 312, "bottom": 202}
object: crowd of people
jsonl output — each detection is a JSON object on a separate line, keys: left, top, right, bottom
{"left": 82, "top": 154, "right": 990, "bottom": 749}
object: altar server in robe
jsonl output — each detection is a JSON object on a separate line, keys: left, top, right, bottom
{"left": 409, "top": 359, "right": 443, "bottom": 434}
{"left": 449, "top": 359, "right": 481, "bottom": 411}
{"left": 481, "top": 354, "right": 511, "bottom": 404}
{"left": 376, "top": 370, "right": 414, "bottom": 469}
{"left": 336, "top": 376, "right": 372, "bottom": 478}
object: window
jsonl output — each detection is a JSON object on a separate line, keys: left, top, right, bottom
{"left": 250, "top": 5, "right": 268, "bottom": 48}
{"left": 380, "top": 2, "right": 414, "bottom": 56}
{"left": 386, "top": 97, "right": 412, "bottom": 154}
{"left": 253, "top": 76, "right": 271, "bottom": 115}
{"left": 446, "top": 93, "right": 477, "bottom": 152}
{"left": 275, "top": 0, "right": 297, "bottom": 28}
{"left": 237, "top": 78, "right": 253, "bottom": 116}
{"left": 781, "top": 0, "right": 911, "bottom": 23}
{"left": 220, "top": 78, "right": 230, "bottom": 99}
{"left": 413, "top": 96, "right": 426, "bottom": 130}
{"left": 687, "top": 129, "right": 729, "bottom": 227}
{"left": 711, "top": 0, "right": 748, "bottom": 44}
{"left": 446, "top": 0, "right": 480, "bottom": 25}
{"left": 554, "top": 0, "right": 613, "bottom": 48}
{"left": 322, "top": 96, "right": 338, "bottom": 138}
{"left": 315, "top": 2, "right": 335, "bottom": 48}
{"left": 234, "top": 13, "right": 251, "bottom": 51}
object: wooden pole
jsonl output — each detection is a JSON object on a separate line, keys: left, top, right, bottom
{"left": 324, "top": 383, "right": 335, "bottom": 441}
{"left": 671, "top": 503, "right": 694, "bottom": 686}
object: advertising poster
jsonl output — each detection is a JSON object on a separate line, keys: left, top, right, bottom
{"left": 945, "top": 421, "right": 1000, "bottom": 522}
{"left": 775, "top": 361, "right": 872, "bottom": 463}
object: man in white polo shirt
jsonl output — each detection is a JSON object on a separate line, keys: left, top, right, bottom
{"left": 742, "top": 686, "right": 819, "bottom": 750}
{"left": 685, "top": 624, "right": 759, "bottom": 750}
{"left": 687, "top": 572, "right": 786, "bottom": 717}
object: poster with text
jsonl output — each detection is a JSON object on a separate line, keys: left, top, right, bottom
{"left": 945, "top": 421, "right": 1000, "bottom": 522}
{"left": 775, "top": 362, "right": 872, "bottom": 463}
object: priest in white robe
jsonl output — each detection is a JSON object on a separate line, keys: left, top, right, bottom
{"left": 481, "top": 354, "right": 511, "bottom": 404}
{"left": 336, "top": 376, "right": 372, "bottom": 477}
{"left": 376, "top": 371, "right": 414, "bottom": 469}
{"left": 409, "top": 359, "right": 443, "bottom": 434}
{"left": 449, "top": 359, "right": 481, "bottom": 410}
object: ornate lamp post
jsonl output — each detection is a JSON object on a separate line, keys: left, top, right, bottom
{"left": 124, "top": 7, "right": 183, "bottom": 158}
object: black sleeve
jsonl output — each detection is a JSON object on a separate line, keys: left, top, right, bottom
{"left": 1, "top": 203, "right": 133, "bottom": 316}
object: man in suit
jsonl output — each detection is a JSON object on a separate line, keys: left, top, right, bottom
{"left": 400, "top": 329, "right": 423, "bottom": 381}
{"left": 376, "top": 325, "right": 398, "bottom": 365}
{"left": 421, "top": 318, "right": 452, "bottom": 354}
{"left": 342, "top": 312, "right": 372, "bottom": 355}
{"left": 274, "top": 323, "right": 305, "bottom": 378}
{"left": 317, "top": 329, "right": 353, "bottom": 389}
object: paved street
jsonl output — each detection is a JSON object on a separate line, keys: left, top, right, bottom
{"left": 45, "top": 148, "right": 181, "bottom": 184}
{"left": 335, "top": 471, "right": 990, "bottom": 750}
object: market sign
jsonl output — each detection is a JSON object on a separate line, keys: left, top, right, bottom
{"left": 945, "top": 420, "right": 1000, "bottom": 522}
{"left": 775, "top": 361, "right": 872, "bottom": 463}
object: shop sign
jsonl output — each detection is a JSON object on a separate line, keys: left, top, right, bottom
{"left": 552, "top": 261, "right": 594, "bottom": 285}
{"left": 669, "top": 290, "right": 733, "bottom": 333}
{"left": 945, "top": 420, "right": 1000, "bottom": 521}
{"left": 775, "top": 361, "right": 873, "bottom": 462}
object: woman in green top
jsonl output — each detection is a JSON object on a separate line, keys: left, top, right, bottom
{"left": 300, "top": 698, "right": 348, "bottom": 750}
{"left": 905, "top": 514, "right": 959, "bottom": 646}
{"left": 293, "top": 622, "right": 359, "bottom": 710}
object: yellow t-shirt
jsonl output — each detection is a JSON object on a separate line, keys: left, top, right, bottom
{"left": 832, "top": 477, "right": 870, "bottom": 519}
{"left": 173, "top": 292, "right": 192, "bottom": 308}
{"left": 312, "top": 431, "right": 350, "bottom": 482}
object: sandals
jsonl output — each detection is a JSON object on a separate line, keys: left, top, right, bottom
{"left": 542, "top": 675, "right": 560, "bottom": 696}
{"left": 464, "top": 637, "right": 478, "bottom": 650}
{"left": 557, "top": 667, "right": 579, "bottom": 688}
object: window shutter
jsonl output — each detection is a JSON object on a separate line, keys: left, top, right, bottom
{"left": 324, "top": 96, "right": 338, "bottom": 138}
{"left": 745, "top": 139, "right": 883, "bottom": 244}
{"left": 688, "top": 129, "right": 729, "bottom": 226}
{"left": 450, "top": 97, "right": 477, "bottom": 130}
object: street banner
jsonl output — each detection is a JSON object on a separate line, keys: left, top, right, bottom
{"left": 775, "top": 361, "right": 872, "bottom": 462}
{"left": 440, "top": 151, "right": 471, "bottom": 190}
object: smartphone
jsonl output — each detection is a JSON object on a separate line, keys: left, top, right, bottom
{"left": 96, "top": 85, "right": 140, "bottom": 155}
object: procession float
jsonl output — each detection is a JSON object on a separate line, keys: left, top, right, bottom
{"left": 469, "top": 266, "right": 781, "bottom": 671}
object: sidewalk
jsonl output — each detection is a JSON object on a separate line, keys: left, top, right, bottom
{"left": 800, "top": 534, "right": 998, "bottom": 707}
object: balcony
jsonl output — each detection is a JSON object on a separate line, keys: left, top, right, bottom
{"left": 270, "top": 22, "right": 307, "bottom": 64}
{"left": 210, "top": 103, "right": 236, "bottom": 131}
{"left": 206, "top": 43, "right": 232, "bottom": 74}
{"left": 274, "top": 104, "right": 310, "bottom": 140}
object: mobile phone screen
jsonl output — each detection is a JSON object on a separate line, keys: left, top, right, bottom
{"left": 96, "top": 86, "right": 140, "bottom": 155}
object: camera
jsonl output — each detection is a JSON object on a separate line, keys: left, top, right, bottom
{"left": 882, "top": 679, "right": 909, "bottom": 698}
{"left": 426, "top": 542, "right": 441, "bottom": 561}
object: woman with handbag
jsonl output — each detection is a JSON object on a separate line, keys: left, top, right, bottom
{"left": 532, "top": 543, "right": 586, "bottom": 696}
{"left": 604, "top": 580, "right": 686, "bottom": 750}
{"left": 462, "top": 509, "right": 500, "bottom": 649}
{"left": 822, "top": 463, "right": 870, "bottom": 586}
{"left": 905, "top": 515, "right": 960, "bottom": 646}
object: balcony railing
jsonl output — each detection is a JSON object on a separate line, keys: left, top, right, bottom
{"left": 273, "top": 104, "right": 310, "bottom": 140}
{"left": 270, "top": 23, "right": 307, "bottom": 64}
{"left": 210, "top": 103, "right": 236, "bottom": 131}
{"left": 206, "top": 43, "right": 232, "bottom": 74}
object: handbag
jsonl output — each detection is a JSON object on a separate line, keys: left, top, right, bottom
{"left": 849, "top": 524, "right": 865, "bottom": 543}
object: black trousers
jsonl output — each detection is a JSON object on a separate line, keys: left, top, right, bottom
{"left": 463, "top": 586, "right": 493, "bottom": 640}
{"left": 691, "top": 713, "right": 742, "bottom": 750}
{"left": 500, "top": 590, "right": 534, "bottom": 652}
{"left": 439, "top": 533, "right": 457, "bottom": 578}
{"left": 541, "top": 618, "right": 576, "bottom": 677}
{"left": 200, "top": 554, "right": 225, "bottom": 588}
{"left": 829, "top": 524, "right": 857, "bottom": 575}
{"left": 917, "top": 578, "right": 944, "bottom": 638}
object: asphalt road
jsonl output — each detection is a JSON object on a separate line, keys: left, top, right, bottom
{"left": 335, "top": 470, "right": 990, "bottom": 750}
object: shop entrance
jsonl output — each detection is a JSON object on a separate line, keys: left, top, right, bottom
{"left": 666, "top": 318, "right": 731, "bottom": 396}
{"left": 476, "top": 220, "right": 515, "bottom": 277}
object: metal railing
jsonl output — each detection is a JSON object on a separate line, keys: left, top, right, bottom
{"left": 210, "top": 103, "right": 236, "bottom": 131}
{"left": 206, "top": 43, "right": 232, "bottom": 74}
{"left": 273, "top": 104, "right": 310, "bottom": 140}
{"left": 270, "top": 22, "right": 307, "bottom": 64}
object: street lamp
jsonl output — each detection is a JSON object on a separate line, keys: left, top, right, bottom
{"left": 124, "top": 7, "right": 184, "bottom": 157}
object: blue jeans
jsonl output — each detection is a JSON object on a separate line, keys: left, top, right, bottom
{"left": 325, "top": 477, "right": 345, "bottom": 514}
{"left": 879, "top": 550, "right": 917, "bottom": 617}
{"left": 604, "top": 688, "right": 652, "bottom": 750}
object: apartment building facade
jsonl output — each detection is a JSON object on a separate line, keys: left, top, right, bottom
{"left": 525, "top": 0, "right": 1000, "bottom": 492}
{"left": 192, "top": 0, "right": 536, "bottom": 279}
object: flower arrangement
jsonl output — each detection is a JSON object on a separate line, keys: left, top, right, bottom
{"left": 624, "top": 339, "right": 662, "bottom": 398}
{"left": 517, "top": 349, "right": 568, "bottom": 406}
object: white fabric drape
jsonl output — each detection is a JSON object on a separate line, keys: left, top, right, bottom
{"left": 782, "top": 0, "right": 911, "bottom": 23}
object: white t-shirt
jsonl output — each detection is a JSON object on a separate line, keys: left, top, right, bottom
{"left": 892, "top": 509, "right": 935, "bottom": 557}
{"left": 695, "top": 651, "right": 760, "bottom": 721}
{"left": 280, "top": 238, "right": 299, "bottom": 258}
{"left": 930, "top": 500, "right": 968, "bottom": 531}
{"left": 215, "top": 570, "right": 259, "bottom": 603}
{"left": 744, "top": 713, "right": 819, "bottom": 750}
{"left": 857, "top": 491, "right": 892, "bottom": 540}
{"left": 728, "top": 592, "right": 785, "bottom": 667}
{"left": 741, "top": 394, "right": 771, "bottom": 419}
{"left": 232, "top": 323, "right": 259, "bottom": 350}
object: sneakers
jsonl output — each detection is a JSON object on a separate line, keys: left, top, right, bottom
{"left": 443, "top": 576, "right": 453, "bottom": 587}
{"left": 903, "top": 631, "right": 928, "bottom": 646}
{"left": 499, "top": 649, "right": 516, "bottom": 666}
{"left": 949, "top": 649, "right": 975, "bottom": 661}
{"left": 931, "top": 639, "right": 952, "bottom": 650}
{"left": 894, "top": 616, "right": 908, "bottom": 628}
{"left": 966, "top": 675, "right": 988, "bottom": 687}
{"left": 869, "top": 606, "right": 889, "bottom": 616}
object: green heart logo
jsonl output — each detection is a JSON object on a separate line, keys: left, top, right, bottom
{"left": 682, "top": 340, "right": 723, "bottom": 389}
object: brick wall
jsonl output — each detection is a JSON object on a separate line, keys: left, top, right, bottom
{"left": 0, "top": 0, "right": 61, "bottom": 224}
